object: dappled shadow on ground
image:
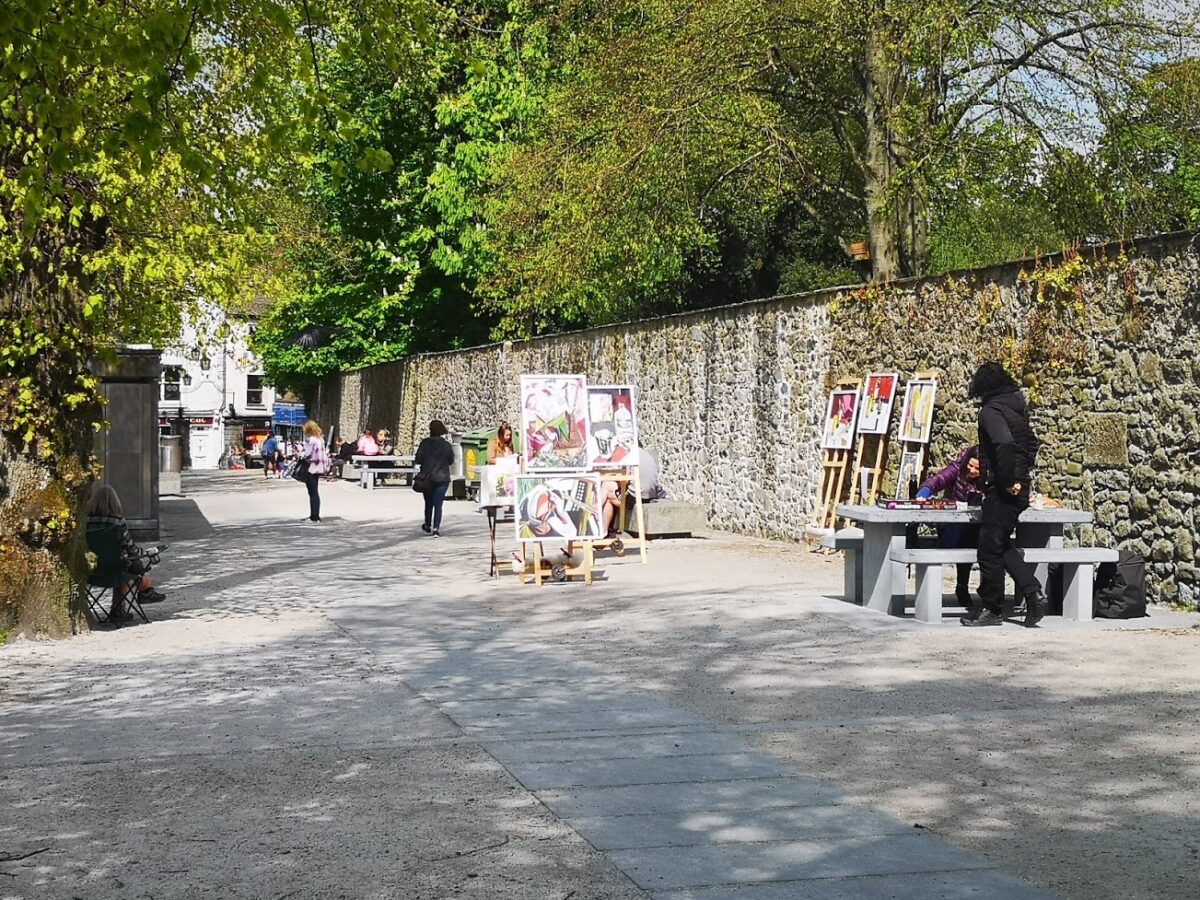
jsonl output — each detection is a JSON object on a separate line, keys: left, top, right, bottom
{"left": 3, "top": 472, "right": 1197, "bottom": 898}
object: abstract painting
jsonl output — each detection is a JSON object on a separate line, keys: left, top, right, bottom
{"left": 898, "top": 378, "right": 937, "bottom": 444}
{"left": 821, "top": 387, "right": 860, "bottom": 450}
{"left": 514, "top": 474, "right": 604, "bottom": 542}
{"left": 521, "top": 374, "right": 590, "bottom": 469}
{"left": 586, "top": 385, "right": 638, "bottom": 467}
{"left": 858, "top": 372, "right": 899, "bottom": 435}
{"left": 479, "top": 456, "right": 520, "bottom": 508}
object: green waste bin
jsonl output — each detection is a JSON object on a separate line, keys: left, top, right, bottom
{"left": 460, "top": 426, "right": 523, "bottom": 500}
{"left": 460, "top": 427, "right": 495, "bottom": 501}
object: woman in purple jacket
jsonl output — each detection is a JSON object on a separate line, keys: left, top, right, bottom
{"left": 916, "top": 445, "right": 983, "bottom": 607}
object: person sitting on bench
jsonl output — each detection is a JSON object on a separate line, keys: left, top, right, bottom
{"left": 86, "top": 484, "right": 166, "bottom": 618}
{"left": 915, "top": 445, "right": 983, "bottom": 607}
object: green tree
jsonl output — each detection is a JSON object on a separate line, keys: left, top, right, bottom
{"left": 0, "top": 0, "right": 430, "bottom": 636}
{"left": 480, "top": 0, "right": 1197, "bottom": 323}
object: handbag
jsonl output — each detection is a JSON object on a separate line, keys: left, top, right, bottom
{"left": 291, "top": 458, "right": 311, "bottom": 481}
{"left": 412, "top": 469, "right": 432, "bottom": 493}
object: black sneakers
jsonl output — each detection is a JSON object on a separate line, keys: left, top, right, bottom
{"left": 421, "top": 523, "right": 432, "bottom": 535}
{"left": 1024, "top": 590, "right": 1048, "bottom": 627}
{"left": 961, "top": 608, "right": 1003, "bottom": 627}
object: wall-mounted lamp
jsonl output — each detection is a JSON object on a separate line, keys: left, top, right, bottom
{"left": 200, "top": 354, "right": 211, "bottom": 371}
{"left": 182, "top": 371, "right": 193, "bottom": 387}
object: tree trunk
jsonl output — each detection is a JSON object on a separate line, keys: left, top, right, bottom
{"left": 863, "top": 19, "right": 903, "bottom": 282}
{"left": 0, "top": 223, "right": 106, "bottom": 640}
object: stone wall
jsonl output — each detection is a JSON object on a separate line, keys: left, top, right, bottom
{"left": 316, "top": 232, "right": 1200, "bottom": 607}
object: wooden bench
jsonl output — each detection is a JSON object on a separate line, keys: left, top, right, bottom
{"left": 820, "top": 527, "right": 863, "bottom": 603}
{"left": 890, "top": 546, "right": 1118, "bottom": 624}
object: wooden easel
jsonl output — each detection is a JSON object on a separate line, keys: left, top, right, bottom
{"left": 590, "top": 466, "right": 648, "bottom": 564}
{"left": 893, "top": 370, "right": 938, "bottom": 497}
{"left": 849, "top": 433, "right": 888, "bottom": 506}
{"left": 812, "top": 377, "right": 861, "bottom": 531}
{"left": 517, "top": 539, "right": 595, "bottom": 586}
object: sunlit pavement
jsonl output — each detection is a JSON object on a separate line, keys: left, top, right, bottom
{"left": 2, "top": 470, "right": 1198, "bottom": 899}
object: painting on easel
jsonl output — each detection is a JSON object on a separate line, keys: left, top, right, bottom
{"left": 586, "top": 385, "right": 638, "bottom": 467}
{"left": 898, "top": 378, "right": 937, "bottom": 444}
{"left": 896, "top": 451, "right": 923, "bottom": 500}
{"left": 521, "top": 374, "right": 590, "bottom": 469}
{"left": 821, "top": 387, "right": 861, "bottom": 450}
{"left": 479, "top": 457, "right": 520, "bottom": 508}
{"left": 514, "top": 474, "right": 604, "bottom": 541}
{"left": 858, "top": 372, "right": 899, "bottom": 435}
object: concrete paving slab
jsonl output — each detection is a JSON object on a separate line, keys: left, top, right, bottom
{"left": 567, "top": 804, "right": 914, "bottom": 851}
{"left": 537, "top": 777, "right": 846, "bottom": 818}
{"left": 610, "top": 833, "right": 990, "bottom": 889}
{"left": 482, "top": 730, "right": 752, "bottom": 765}
{"left": 505, "top": 752, "right": 796, "bottom": 789}
{"left": 453, "top": 706, "right": 708, "bottom": 734}
{"left": 650, "top": 868, "right": 1055, "bottom": 899}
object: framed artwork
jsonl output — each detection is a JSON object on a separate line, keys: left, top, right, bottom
{"left": 514, "top": 474, "right": 604, "bottom": 542}
{"left": 521, "top": 374, "right": 590, "bottom": 469}
{"left": 479, "top": 456, "right": 520, "bottom": 508}
{"left": 586, "top": 385, "right": 638, "bottom": 468}
{"left": 895, "top": 451, "right": 923, "bottom": 499}
{"left": 821, "top": 388, "right": 861, "bottom": 450}
{"left": 858, "top": 372, "right": 899, "bottom": 435}
{"left": 898, "top": 378, "right": 937, "bottom": 444}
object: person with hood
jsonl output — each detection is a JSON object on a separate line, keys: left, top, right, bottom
{"left": 963, "top": 362, "right": 1046, "bottom": 627}
{"left": 915, "top": 445, "right": 983, "bottom": 607}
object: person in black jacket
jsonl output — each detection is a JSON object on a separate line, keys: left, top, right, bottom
{"left": 963, "top": 362, "right": 1048, "bottom": 627}
{"left": 415, "top": 419, "right": 455, "bottom": 537}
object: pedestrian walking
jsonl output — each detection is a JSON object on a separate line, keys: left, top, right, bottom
{"left": 962, "top": 362, "right": 1047, "bottom": 627}
{"left": 298, "top": 420, "right": 330, "bottom": 523}
{"left": 415, "top": 419, "right": 454, "bottom": 536}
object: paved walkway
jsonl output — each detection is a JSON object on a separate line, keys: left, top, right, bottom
{"left": 2, "top": 471, "right": 1198, "bottom": 898}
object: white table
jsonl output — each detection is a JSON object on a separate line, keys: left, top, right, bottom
{"left": 352, "top": 455, "right": 415, "bottom": 490}
{"left": 836, "top": 504, "right": 1093, "bottom": 616}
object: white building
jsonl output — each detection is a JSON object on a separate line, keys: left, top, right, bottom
{"left": 158, "top": 301, "right": 277, "bottom": 469}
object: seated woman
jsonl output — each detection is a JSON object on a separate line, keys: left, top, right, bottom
{"left": 376, "top": 428, "right": 394, "bottom": 456}
{"left": 915, "top": 445, "right": 983, "bottom": 606}
{"left": 227, "top": 445, "right": 245, "bottom": 469}
{"left": 86, "top": 483, "right": 166, "bottom": 619}
{"left": 486, "top": 421, "right": 516, "bottom": 463}
{"left": 356, "top": 430, "right": 380, "bottom": 456}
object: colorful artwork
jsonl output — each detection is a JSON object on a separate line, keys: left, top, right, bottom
{"left": 858, "top": 372, "right": 899, "bottom": 435}
{"left": 898, "top": 378, "right": 938, "bottom": 444}
{"left": 479, "top": 456, "right": 520, "bottom": 508}
{"left": 821, "top": 388, "right": 861, "bottom": 450}
{"left": 521, "top": 374, "right": 590, "bottom": 469}
{"left": 587, "top": 385, "right": 638, "bottom": 468}
{"left": 896, "top": 451, "right": 924, "bottom": 500}
{"left": 514, "top": 474, "right": 603, "bottom": 542}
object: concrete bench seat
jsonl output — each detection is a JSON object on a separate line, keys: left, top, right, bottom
{"left": 821, "top": 527, "right": 863, "bottom": 603}
{"left": 627, "top": 500, "right": 706, "bottom": 538}
{"left": 889, "top": 545, "right": 1118, "bottom": 624}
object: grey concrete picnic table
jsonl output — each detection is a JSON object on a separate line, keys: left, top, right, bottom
{"left": 836, "top": 503, "right": 1093, "bottom": 616}
{"left": 352, "top": 454, "right": 415, "bottom": 489}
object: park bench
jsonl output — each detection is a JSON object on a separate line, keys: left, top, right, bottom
{"left": 820, "top": 527, "right": 863, "bottom": 604}
{"left": 353, "top": 455, "right": 415, "bottom": 490}
{"left": 889, "top": 546, "right": 1118, "bottom": 624}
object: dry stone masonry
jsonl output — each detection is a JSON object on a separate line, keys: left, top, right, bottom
{"left": 316, "top": 233, "right": 1200, "bottom": 608}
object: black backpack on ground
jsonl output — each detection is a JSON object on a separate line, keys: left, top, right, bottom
{"left": 1093, "top": 551, "right": 1148, "bottom": 619}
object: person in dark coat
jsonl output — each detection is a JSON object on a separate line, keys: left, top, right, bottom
{"left": 963, "top": 362, "right": 1047, "bottom": 627}
{"left": 415, "top": 419, "right": 455, "bottom": 536}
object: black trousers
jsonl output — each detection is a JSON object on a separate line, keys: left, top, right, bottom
{"left": 303, "top": 472, "right": 321, "bottom": 521}
{"left": 977, "top": 492, "right": 1040, "bottom": 613}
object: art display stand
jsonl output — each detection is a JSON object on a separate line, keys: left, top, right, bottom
{"left": 849, "top": 434, "right": 889, "bottom": 506}
{"left": 812, "top": 377, "right": 861, "bottom": 531}
{"left": 589, "top": 466, "right": 648, "bottom": 564}
{"left": 894, "top": 370, "right": 937, "bottom": 497}
{"left": 517, "top": 539, "right": 595, "bottom": 586}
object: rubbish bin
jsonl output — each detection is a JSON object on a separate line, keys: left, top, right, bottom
{"left": 459, "top": 427, "right": 496, "bottom": 501}
{"left": 159, "top": 435, "right": 182, "bottom": 497}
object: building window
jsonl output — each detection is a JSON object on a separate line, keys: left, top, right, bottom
{"left": 162, "top": 366, "right": 183, "bottom": 401}
{"left": 247, "top": 374, "right": 264, "bottom": 406}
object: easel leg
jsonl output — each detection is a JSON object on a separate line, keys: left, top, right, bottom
{"left": 633, "top": 468, "right": 647, "bottom": 564}
{"left": 584, "top": 543, "right": 594, "bottom": 585}
{"left": 533, "top": 543, "right": 544, "bottom": 587}
{"left": 487, "top": 508, "right": 498, "bottom": 577}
